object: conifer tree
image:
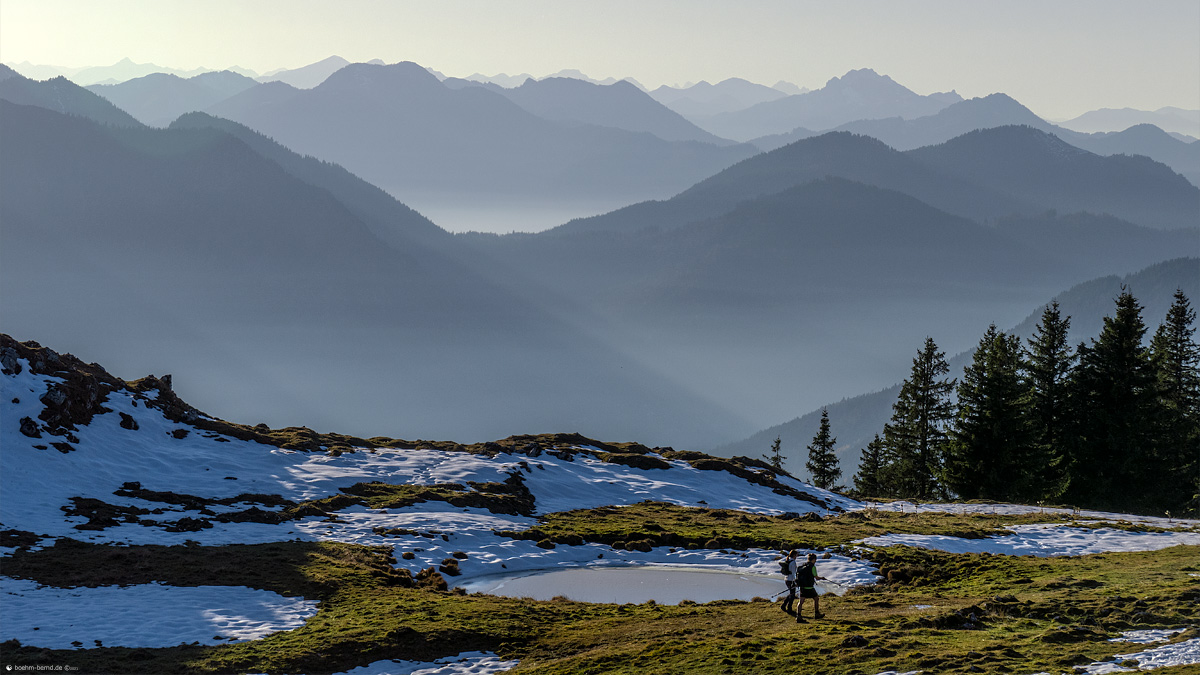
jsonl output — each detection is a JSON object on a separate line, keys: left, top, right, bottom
{"left": 806, "top": 408, "right": 841, "bottom": 490}
{"left": 1024, "top": 301, "right": 1075, "bottom": 499}
{"left": 945, "top": 325, "right": 1036, "bottom": 501}
{"left": 852, "top": 434, "right": 885, "bottom": 499}
{"left": 1151, "top": 289, "right": 1200, "bottom": 420}
{"left": 1065, "top": 289, "right": 1159, "bottom": 512}
{"left": 763, "top": 436, "right": 786, "bottom": 473}
{"left": 881, "top": 337, "right": 955, "bottom": 500}
{"left": 1149, "top": 289, "right": 1200, "bottom": 514}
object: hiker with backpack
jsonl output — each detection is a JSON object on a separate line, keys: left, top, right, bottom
{"left": 793, "top": 552, "right": 825, "bottom": 622}
{"left": 779, "top": 550, "right": 799, "bottom": 615}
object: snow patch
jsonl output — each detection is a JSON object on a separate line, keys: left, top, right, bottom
{"left": 1077, "top": 636, "right": 1200, "bottom": 673}
{"left": 1110, "top": 628, "right": 1188, "bottom": 644}
{"left": 857, "top": 523, "right": 1200, "bottom": 557}
{"left": 0, "top": 577, "right": 317, "bottom": 648}
{"left": 334, "top": 652, "right": 519, "bottom": 675}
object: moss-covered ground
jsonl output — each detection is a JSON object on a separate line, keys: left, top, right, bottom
{"left": 2, "top": 510, "right": 1197, "bottom": 674}
{"left": 498, "top": 501, "right": 1103, "bottom": 551}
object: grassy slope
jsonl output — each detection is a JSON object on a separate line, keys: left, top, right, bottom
{"left": 3, "top": 508, "right": 1198, "bottom": 675}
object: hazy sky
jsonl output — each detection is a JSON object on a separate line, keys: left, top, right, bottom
{"left": 3, "top": 0, "right": 1197, "bottom": 119}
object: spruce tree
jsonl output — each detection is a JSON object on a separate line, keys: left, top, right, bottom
{"left": 763, "top": 436, "right": 786, "bottom": 473}
{"left": 852, "top": 434, "right": 885, "bottom": 499}
{"left": 1151, "top": 289, "right": 1200, "bottom": 420}
{"left": 881, "top": 337, "right": 955, "bottom": 500}
{"left": 1024, "top": 301, "right": 1075, "bottom": 499}
{"left": 945, "top": 325, "right": 1036, "bottom": 501}
{"left": 1149, "top": 289, "right": 1200, "bottom": 514}
{"left": 806, "top": 408, "right": 842, "bottom": 490}
{"left": 1065, "top": 289, "right": 1159, "bottom": 512}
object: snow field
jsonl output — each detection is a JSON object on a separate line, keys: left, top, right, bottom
{"left": 1, "top": 361, "right": 845, "bottom": 553}
{"left": 0, "top": 577, "right": 318, "bottom": 649}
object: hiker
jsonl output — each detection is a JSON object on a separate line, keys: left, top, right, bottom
{"left": 779, "top": 550, "right": 799, "bottom": 615}
{"left": 794, "top": 552, "right": 825, "bottom": 622}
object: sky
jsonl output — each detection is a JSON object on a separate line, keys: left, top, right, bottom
{"left": 2, "top": 0, "right": 1198, "bottom": 120}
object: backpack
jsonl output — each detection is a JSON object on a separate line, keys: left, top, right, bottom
{"left": 778, "top": 558, "right": 791, "bottom": 575}
{"left": 796, "top": 561, "right": 816, "bottom": 588}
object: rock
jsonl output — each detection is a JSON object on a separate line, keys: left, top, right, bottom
{"left": 119, "top": 413, "right": 139, "bottom": 430}
{"left": 840, "top": 635, "right": 869, "bottom": 648}
{"left": 40, "top": 386, "right": 68, "bottom": 407}
{"left": 166, "top": 517, "right": 213, "bottom": 532}
{"left": 19, "top": 417, "right": 41, "bottom": 438}
{"left": 0, "top": 347, "right": 21, "bottom": 374}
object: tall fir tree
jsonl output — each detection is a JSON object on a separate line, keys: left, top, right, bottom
{"left": 1151, "top": 289, "right": 1200, "bottom": 421}
{"left": 1149, "top": 289, "right": 1200, "bottom": 514}
{"left": 852, "top": 434, "right": 885, "bottom": 499}
{"left": 880, "top": 337, "right": 956, "bottom": 500}
{"left": 1065, "top": 289, "right": 1160, "bottom": 512}
{"left": 763, "top": 436, "right": 786, "bottom": 473}
{"left": 1024, "top": 301, "right": 1075, "bottom": 499}
{"left": 806, "top": 408, "right": 842, "bottom": 490}
{"left": 945, "top": 325, "right": 1037, "bottom": 501}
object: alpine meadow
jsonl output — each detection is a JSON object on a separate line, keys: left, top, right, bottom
{"left": 1, "top": 2, "right": 1199, "bottom": 674}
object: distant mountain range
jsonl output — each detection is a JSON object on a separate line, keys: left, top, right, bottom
{"left": 4, "top": 57, "right": 248, "bottom": 86}
{"left": 1060, "top": 106, "right": 1200, "bottom": 139}
{"left": 87, "top": 70, "right": 259, "bottom": 127}
{"left": 3, "top": 63, "right": 1196, "bottom": 452}
{"left": 203, "top": 61, "right": 756, "bottom": 212}
{"left": 16, "top": 55, "right": 1197, "bottom": 194}
{"left": 648, "top": 78, "right": 801, "bottom": 118}
{"left": 557, "top": 126, "right": 1198, "bottom": 233}
{"left": 0, "top": 64, "right": 142, "bottom": 127}
{"left": 908, "top": 125, "right": 1199, "bottom": 229}
{"left": 256, "top": 55, "right": 385, "bottom": 89}
{"left": 460, "top": 129, "right": 1195, "bottom": 430}
{"left": 752, "top": 93, "right": 1200, "bottom": 190}
{"left": 0, "top": 98, "right": 747, "bottom": 447}
{"left": 692, "top": 69, "right": 963, "bottom": 142}
{"left": 447, "top": 76, "right": 734, "bottom": 145}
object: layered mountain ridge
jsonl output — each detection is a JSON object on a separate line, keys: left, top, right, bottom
{"left": 2, "top": 62, "right": 1196, "bottom": 453}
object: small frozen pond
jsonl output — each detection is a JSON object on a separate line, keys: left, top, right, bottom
{"left": 456, "top": 565, "right": 787, "bottom": 605}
